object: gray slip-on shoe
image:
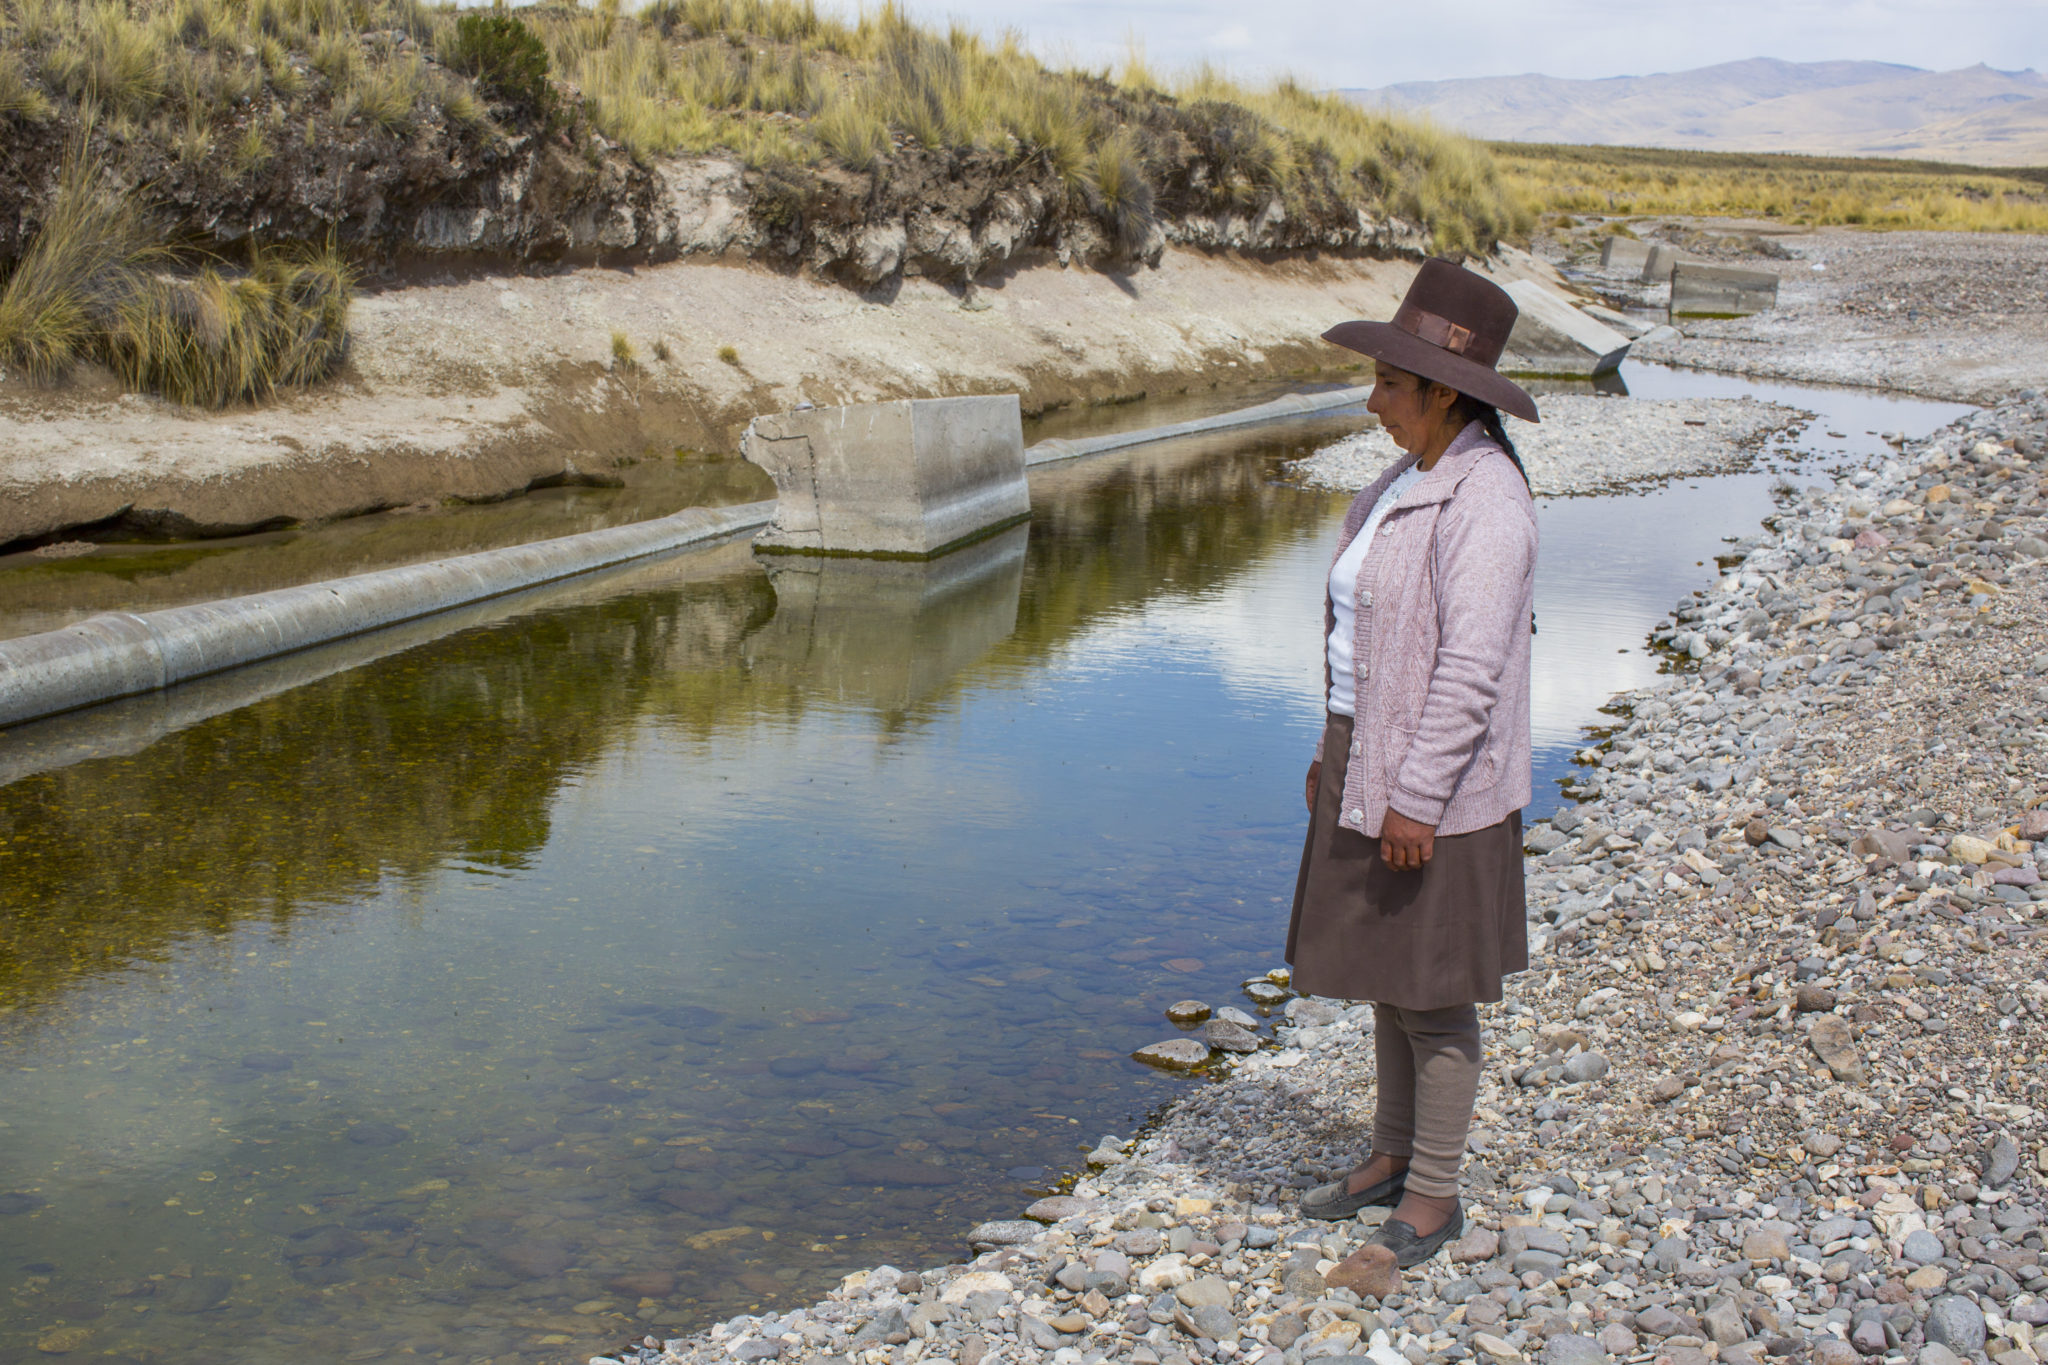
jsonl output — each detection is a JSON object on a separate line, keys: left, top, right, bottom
{"left": 1298, "top": 1168, "right": 1406, "bottom": 1221}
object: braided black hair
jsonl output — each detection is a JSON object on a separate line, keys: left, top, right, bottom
{"left": 1451, "top": 395, "right": 1529, "bottom": 488}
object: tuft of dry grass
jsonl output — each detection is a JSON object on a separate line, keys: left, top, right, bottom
{"left": 0, "top": 148, "right": 353, "bottom": 404}
{"left": 0, "top": 49, "right": 55, "bottom": 120}
{"left": 1497, "top": 142, "right": 2048, "bottom": 233}
{"left": 609, "top": 328, "right": 635, "bottom": 367}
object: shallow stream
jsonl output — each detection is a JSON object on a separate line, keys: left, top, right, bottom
{"left": 0, "top": 365, "right": 1971, "bottom": 1364}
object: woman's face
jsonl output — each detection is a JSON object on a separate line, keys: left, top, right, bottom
{"left": 1366, "top": 362, "right": 1457, "bottom": 455}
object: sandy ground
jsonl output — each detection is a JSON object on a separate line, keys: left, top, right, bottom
{"left": 0, "top": 244, "right": 1589, "bottom": 550}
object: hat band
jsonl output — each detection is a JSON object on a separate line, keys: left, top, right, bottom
{"left": 1396, "top": 306, "right": 1474, "bottom": 356}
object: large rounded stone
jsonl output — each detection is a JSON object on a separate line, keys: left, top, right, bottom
{"left": 1923, "top": 1296, "right": 1986, "bottom": 1354}
{"left": 1132, "top": 1039, "right": 1211, "bottom": 1071}
{"left": 1542, "top": 1334, "right": 1609, "bottom": 1365}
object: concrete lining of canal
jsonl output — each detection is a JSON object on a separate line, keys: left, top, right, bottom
{"left": 0, "top": 385, "right": 1372, "bottom": 730}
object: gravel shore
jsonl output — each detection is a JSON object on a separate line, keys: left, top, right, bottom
{"left": 1554, "top": 227, "right": 2048, "bottom": 407}
{"left": 1285, "top": 395, "right": 1808, "bottom": 497}
{"left": 606, "top": 388, "right": 2048, "bottom": 1365}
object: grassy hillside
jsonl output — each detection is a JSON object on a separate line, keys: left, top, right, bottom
{"left": 0, "top": 0, "right": 1524, "bottom": 259}
{"left": 0, "top": 0, "right": 1521, "bottom": 405}
{"left": 1496, "top": 141, "right": 2048, "bottom": 231}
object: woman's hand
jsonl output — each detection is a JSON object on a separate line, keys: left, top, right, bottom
{"left": 1304, "top": 760, "right": 1321, "bottom": 813}
{"left": 1380, "top": 809, "right": 1437, "bottom": 871}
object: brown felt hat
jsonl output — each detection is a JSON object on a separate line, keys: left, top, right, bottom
{"left": 1322, "top": 257, "right": 1539, "bottom": 422}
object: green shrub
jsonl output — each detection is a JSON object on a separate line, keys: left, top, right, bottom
{"left": 445, "top": 11, "right": 551, "bottom": 114}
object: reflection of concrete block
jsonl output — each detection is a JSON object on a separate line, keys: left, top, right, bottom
{"left": 1671, "top": 263, "right": 1780, "bottom": 318}
{"left": 1501, "top": 279, "right": 1632, "bottom": 376}
{"left": 1599, "top": 237, "right": 1651, "bottom": 273}
{"left": 744, "top": 524, "right": 1027, "bottom": 711}
{"left": 743, "top": 395, "right": 1028, "bottom": 557}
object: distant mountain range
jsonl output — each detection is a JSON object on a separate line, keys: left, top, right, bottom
{"left": 1342, "top": 59, "right": 2048, "bottom": 166}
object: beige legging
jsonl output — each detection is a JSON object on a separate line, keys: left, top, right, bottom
{"left": 1372, "top": 1001, "right": 1483, "bottom": 1200}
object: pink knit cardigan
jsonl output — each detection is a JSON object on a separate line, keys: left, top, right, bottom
{"left": 1319, "top": 421, "right": 1538, "bottom": 837}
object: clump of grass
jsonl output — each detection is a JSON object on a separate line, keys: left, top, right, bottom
{"left": 0, "top": 49, "right": 55, "bottom": 121}
{"left": 1085, "top": 126, "right": 1154, "bottom": 253}
{"left": 0, "top": 150, "right": 161, "bottom": 380}
{"left": 47, "top": 0, "right": 162, "bottom": 118}
{"left": 650, "top": 337, "right": 672, "bottom": 362}
{"left": 99, "top": 246, "right": 354, "bottom": 406}
{"left": 812, "top": 93, "right": 887, "bottom": 171}
{"left": 716, "top": 343, "right": 739, "bottom": 365}
{"left": 0, "top": 150, "right": 353, "bottom": 405}
{"left": 609, "top": 328, "right": 635, "bottom": 367}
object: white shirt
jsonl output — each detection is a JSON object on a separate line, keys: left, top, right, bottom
{"left": 1327, "top": 465, "right": 1425, "bottom": 716}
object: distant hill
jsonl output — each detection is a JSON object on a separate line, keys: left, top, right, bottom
{"left": 1343, "top": 59, "right": 2048, "bottom": 166}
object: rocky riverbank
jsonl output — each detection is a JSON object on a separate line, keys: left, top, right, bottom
{"left": 1285, "top": 394, "right": 1809, "bottom": 498}
{"left": 1552, "top": 227, "right": 2048, "bottom": 408}
{"left": 606, "top": 393, "right": 2048, "bottom": 1365}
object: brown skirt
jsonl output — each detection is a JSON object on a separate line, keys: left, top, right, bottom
{"left": 1286, "top": 712, "right": 1527, "bottom": 1010}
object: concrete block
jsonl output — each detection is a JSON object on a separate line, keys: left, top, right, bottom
{"left": 1640, "top": 242, "right": 1698, "bottom": 282}
{"left": 743, "top": 523, "right": 1027, "bottom": 710}
{"left": 744, "top": 395, "right": 1029, "bottom": 557}
{"left": 1671, "top": 263, "right": 1780, "bottom": 318}
{"left": 1500, "top": 278, "right": 1632, "bottom": 376}
{"left": 1599, "top": 237, "right": 1651, "bottom": 273}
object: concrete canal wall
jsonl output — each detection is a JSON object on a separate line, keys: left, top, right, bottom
{"left": 0, "top": 501, "right": 776, "bottom": 729}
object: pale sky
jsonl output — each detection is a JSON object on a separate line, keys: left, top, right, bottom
{"left": 865, "top": 0, "right": 2048, "bottom": 91}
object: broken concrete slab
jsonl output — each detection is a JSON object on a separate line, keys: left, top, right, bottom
{"left": 1501, "top": 279, "right": 1633, "bottom": 377}
{"left": 743, "top": 395, "right": 1029, "bottom": 557}
{"left": 1581, "top": 302, "right": 1652, "bottom": 338}
{"left": 1640, "top": 242, "right": 1700, "bottom": 282}
{"left": 1600, "top": 237, "right": 1652, "bottom": 273}
{"left": 1671, "top": 263, "right": 1781, "bottom": 318}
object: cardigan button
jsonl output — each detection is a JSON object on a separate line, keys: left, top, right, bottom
{"left": 1350, "top": 741, "right": 1361, "bottom": 756}
{"left": 1359, "top": 590, "right": 1373, "bottom": 608}
{"left": 1348, "top": 808, "right": 1364, "bottom": 822}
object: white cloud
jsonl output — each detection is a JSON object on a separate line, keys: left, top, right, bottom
{"left": 1205, "top": 23, "right": 1253, "bottom": 53}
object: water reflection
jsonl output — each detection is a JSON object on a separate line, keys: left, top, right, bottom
{"left": 0, "top": 418, "right": 1353, "bottom": 1365}
{"left": 746, "top": 525, "right": 1029, "bottom": 721}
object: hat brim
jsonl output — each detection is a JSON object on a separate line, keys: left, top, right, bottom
{"left": 1322, "top": 320, "right": 1540, "bottom": 423}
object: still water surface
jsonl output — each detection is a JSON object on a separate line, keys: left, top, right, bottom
{"left": 0, "top": 368, "right": 1969, "bottom": 1364}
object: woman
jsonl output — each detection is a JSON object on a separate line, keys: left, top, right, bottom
{"left": 1287, "top": 257, "right": 1539, "bottom": 1280}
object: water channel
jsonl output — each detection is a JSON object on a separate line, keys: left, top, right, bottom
{"left": 0, "top": 364, "right": 1972, "bottom": 1364}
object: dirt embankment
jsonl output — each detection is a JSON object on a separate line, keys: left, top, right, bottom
{"left": 1, "top": 243, "right": 1568, "bottom": 551}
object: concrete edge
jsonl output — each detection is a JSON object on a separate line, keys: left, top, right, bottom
{"left": 0, "top": 499, "right": 776, "bottom": 730}
{"left": 0, "top": 383, "right": 1368, "bottom": 735}
{"left": 1023, "top": 385, "right": 1370, "bottom": 467}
